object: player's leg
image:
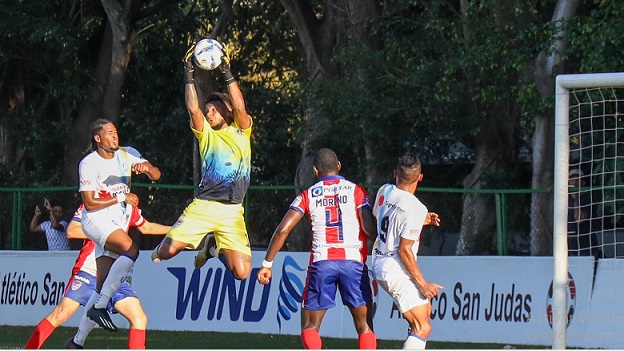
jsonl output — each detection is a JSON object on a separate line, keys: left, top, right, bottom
{"left": 220, "top": 249, "right": 251, "bottom": 279}
{"left": 401, "top": 303, "right": 432, "bottom": 349}
{"left": 211, "top": 202, "right": 251, "bottom": 279}
{"left": 111, "top": 282, "right": 147, "bottom": 350}
{"left": 152, "top": 236, "right": 190, "bottom": 261}
{"left": 25, "top": 297, "right": 80, "bottom": 349}
{"left": 300, "top": 308, "right": 326, "bottom": 349}
{"left": 89, "top": 249, "right": 133, "bottom": 332}
{"left": 339, "top": 261, "right": 377, "bottom": 349}
{"left": 152, "top": 199, "right": 208, "bottom": 263}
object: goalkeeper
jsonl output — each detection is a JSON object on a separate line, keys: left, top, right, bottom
{"left": 151, "top": 39, "right": 253, "bottom": 280}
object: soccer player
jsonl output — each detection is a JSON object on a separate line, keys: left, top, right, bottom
{"left": 151, "top": 40, "right": 253, "bottom": 280}
{"left": 24, "top": 204, "right": 171, "bottom": 349}
{"left": 371, "top": 152, "right": 442, "bottom": 350}
{"left": 257, "top": 148, "right": 378, "bottom": 349}
{"left": 78, "top": 119, "right": 161, "bottom": 331}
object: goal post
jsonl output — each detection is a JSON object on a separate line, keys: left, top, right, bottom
{"left": 554, "top": 72, "right": 624, "bottom": 349}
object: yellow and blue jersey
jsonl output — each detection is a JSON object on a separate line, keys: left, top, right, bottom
{"left": 191, "top": 118, "right": 252, "bottom": 204}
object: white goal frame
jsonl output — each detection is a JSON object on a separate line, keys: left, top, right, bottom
{"left": 553, "top": 72, "right": 624, "bottom": 349}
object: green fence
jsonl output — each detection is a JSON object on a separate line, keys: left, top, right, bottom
{"left": 0, "top": 184, "right": 549, "bottom": 255}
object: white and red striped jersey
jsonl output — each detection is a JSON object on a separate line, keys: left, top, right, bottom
{"left": 290, "top": 175, "right": 370, "bottom": 263}
{"left": 70, "top": 203, "right": 146, "bottom": 277}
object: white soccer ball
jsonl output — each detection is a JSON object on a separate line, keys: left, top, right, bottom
{"left": 193, "top": 39, "right": 223, "bottom": 70}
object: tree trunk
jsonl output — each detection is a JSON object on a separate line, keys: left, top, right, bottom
{"left": 530, "top": 0, "right": 581, "bottom": 256}
{"left": 456, "top": 105, "right": 520, "bottom": 255}
{"left": 281, "top": 0, "right": 380, "bottom": 250}
{"left": 63, "top": 0, "right": 143, "bottom": 184}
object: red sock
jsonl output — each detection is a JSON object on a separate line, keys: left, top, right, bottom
{"left": 128, "top": 329, "right": 146, "bottom": 349}
{"left": 25, "top": 319, "right": 55, "bottom": 349}
{"left": 301, "top": 328, "right": 322, "bottom": 349}
{"left": 358, "top": 332, "right": 377, "bottom": 349}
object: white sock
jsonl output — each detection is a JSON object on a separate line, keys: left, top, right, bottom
{"left": 403, "top": 334, "right": 426, "bottom": 349}
{"left": 94, "top": 255, "right": 134, "bottom": 309}
{"left": 73, "top": 292, "right": 99, "bottom": 346}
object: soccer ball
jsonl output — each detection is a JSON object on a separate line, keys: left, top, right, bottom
{"left": 193, "top": 39, "right": 223, "bottom": 70}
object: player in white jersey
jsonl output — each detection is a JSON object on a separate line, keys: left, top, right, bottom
{"left": 25, "top": 204, "right": 171, "bottom": 349}
{"left": 372, "top": 152, "right": 442, "bottom": 350}
{"left": 257, "top": 148, "right": 378, "bottom": 349}
{"left": 78, "top": 119, "right": 161, "bottom": 332}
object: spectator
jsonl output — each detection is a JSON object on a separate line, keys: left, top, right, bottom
{"left": 29, "top": 198, "right": 69, "bottom": 251}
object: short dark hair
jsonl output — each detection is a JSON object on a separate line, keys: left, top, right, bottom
{"left": 86, "top": 118, "right": 114, "bottom": 153}
{"left": 205, "top": 92, "right": 233, "bottom": 120}
{"left": 396, "top": 152, "right": 421, "bottom": 182}
{"left": 313, "top": 148, "right": 340, "bottom": 174}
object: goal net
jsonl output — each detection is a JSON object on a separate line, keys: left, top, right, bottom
{"left": 554, "top": 72, "right": 624, "bottom": 349}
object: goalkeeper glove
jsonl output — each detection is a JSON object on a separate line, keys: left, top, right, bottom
{"left": 183, "top": 42, "right": 195, "bottom": 84}
{"left": 217, "top": 40, "right": 235, "bottom": 85}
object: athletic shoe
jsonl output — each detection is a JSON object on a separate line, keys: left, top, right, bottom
{"left": 151, "top": 244, "right": 161, "bottom": 263}
{"left": 87, "top": 306, "right": 118, "bottom": 332}
{"left": 194, "top": 234, "right": 216, "bottom": 269}
{"left": 65, "top": 338, "right": 83, "bottom": 349}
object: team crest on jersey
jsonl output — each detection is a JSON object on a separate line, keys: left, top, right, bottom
{"left": 311, "top": 186, "right": 323, "bottom": 197}
{"left": 71, "top": 279, "right": 84, "bottom": 291}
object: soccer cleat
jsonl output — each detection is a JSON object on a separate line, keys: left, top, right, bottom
{"left": 87, "top": 306, "right": 118, "bottom": 332}
{"left": 194, "top": 234, "right": 216, "bottom": 269}
{"left": 65, "top": 338, "right": 84, "bottom": 349}
{"left": 151, "top": 244, "right": 161, "bottom": 263}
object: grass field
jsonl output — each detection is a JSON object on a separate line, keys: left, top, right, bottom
{"left": 2, "top": 325, "right": 546, "bottom": 349}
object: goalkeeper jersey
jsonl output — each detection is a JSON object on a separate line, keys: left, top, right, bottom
{"left": 192, "top": 118, "right": 252, "bottom": 204}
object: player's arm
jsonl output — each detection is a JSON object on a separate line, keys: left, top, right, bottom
{"left": 133, "top": 161, "right": 161, "bottom": 181}
{"left": 136, "top": 220, "right": 172, "bottom": 235}
{"left": 182, "top": 43, "right": 206, "bottom": 132}
{"left": 257, "top": 209, "right": 304, "bottom": 284}
{"left": 185, "top": 76, "right": 205, "bottom": 132}
{"left": 398, "top": 237, "right": 443, "bottom": 299}
{"left": 219, "top": 44, "right": 251, "bottom": 130}
{"left": 358, "top": 207, "right": 378, "bottom": 241}
{"left": 81, "top": 191, "right": 139, "bottom": 212}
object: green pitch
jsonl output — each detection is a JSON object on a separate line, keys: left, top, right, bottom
{"left": 2, "top": 325, "right": 544, "bottom": 349}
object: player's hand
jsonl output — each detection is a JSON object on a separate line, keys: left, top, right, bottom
{"left": 125, "top": 193, "right": 139, "bottom": 207}
{"left": 183, "top": 40, "right": 196, "bottom": 84}
{"left": 257, "top": 267, "right": 272, "bottom": 285}
{"left": 424, "top": 212, "right": 441, "bottom": 226}
{"left": 133, "top": 163, "right": 151, "bottom": 175}
{"left": 217, "top": 39, "right": 231, "bottom": 73}
{"left": 34, "top": 205, "right": 41, "bottom": 216}
{"left": 183, "top": 38, "right": 195, "bottom": 64}
{"left": 421, "top": 282, "right": 443, "bottom": 299}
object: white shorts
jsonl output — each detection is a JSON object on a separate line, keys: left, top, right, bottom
{"left": 81, "top": 204, "right": 129, "bottom": 259}
{"left": 372, "top": 255, "right": 428, "bottom": 313}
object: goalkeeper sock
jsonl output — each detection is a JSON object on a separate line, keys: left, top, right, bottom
{"left": 25, "top": 318, "right": 55, "bottom": 349}
{"left": 95, "top": 255, "right": 135, "bottom": 309}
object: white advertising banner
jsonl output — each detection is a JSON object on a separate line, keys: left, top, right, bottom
{"left": 0, "top": 251, "right": 609, "bottom": 348}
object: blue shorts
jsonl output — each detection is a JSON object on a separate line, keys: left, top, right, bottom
{"left": 64, "top": 271, "right": 138, "bottom": 314}
{"left": 302, "top": 260, "right": 372, "bottom": 311}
